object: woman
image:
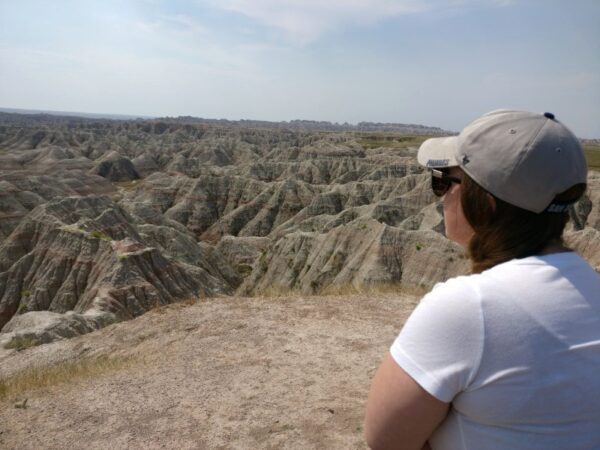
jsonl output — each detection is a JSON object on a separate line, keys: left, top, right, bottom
{"left": 364, "top": 110, "right": 600, "bottom": 450}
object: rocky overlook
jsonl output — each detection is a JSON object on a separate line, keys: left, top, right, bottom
{"left": 0, "top": 112, "right": 598, "bottom": 348}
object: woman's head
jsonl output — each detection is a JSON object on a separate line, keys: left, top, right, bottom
{"left": 418, "top": 109, "right": 588, "bottom": 272}
{"left": 418, "top": 110, "right": 587, "bottom": 212}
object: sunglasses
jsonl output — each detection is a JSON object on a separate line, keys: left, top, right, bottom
{"left": 431, "top": 169, "right": 462, "bottom": 197}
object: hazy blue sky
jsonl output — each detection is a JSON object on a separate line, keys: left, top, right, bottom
{"left": 1, "top": 0, "right": 599, "bottom": 136}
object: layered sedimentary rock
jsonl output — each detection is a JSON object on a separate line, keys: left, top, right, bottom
{"left": 565, "top": 171, "right": 600, "bottom": 270}
{"left": 239, "top": 220, "right": 468, "bottom": 295}
{"left": 91, "top": 150, "right": 140, "bottom": 182}
{"left": 0, "top": 145, "right": 115, "bottom": 240}
{"left": 0, "top": 196, "right": 231, "bottom": 345}
{"left": 0, "top": 112, "right": 598, "bottom": 347}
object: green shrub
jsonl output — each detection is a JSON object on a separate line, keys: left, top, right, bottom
{"left": 259, "top": 252, "right": 268, "bottom": 271}
{"left": 90, "top": 230, "right": 112, "bottom": 241}
{"left": 238, "top": 264, "right": 253, "bottom": 275}
{"left": 4, "top": 335, "right": 40, "bottom": 351}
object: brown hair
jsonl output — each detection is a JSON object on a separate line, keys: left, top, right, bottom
{"left": 460, "top": 174, "right": 586, "bottom": 273}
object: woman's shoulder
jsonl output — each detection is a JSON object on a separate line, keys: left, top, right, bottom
{"left": 429, "top": 272, "right": 484, "bottom": 299}
{"left": 423, "top": 257, "right": 540, "bottom": 307}
{"left": 421, "top": 274, "right": 485, "bottom": 314}
{"left": 424, "top": 251, "right": 599, "bottom": 315}
{"left": 433, "top": 251, "right": 597, "bottom": 292}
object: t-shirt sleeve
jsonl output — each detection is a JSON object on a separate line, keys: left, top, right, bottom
{"left": 390, "top": 277, "right": 484, "bottom": 403}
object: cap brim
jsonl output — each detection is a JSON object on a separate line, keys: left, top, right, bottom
{"left": 417, "top": 136, "right": 460, "bottom": 168}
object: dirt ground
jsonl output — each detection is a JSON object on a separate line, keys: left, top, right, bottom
{"left": 0, "top": 293, "right": 419, "bottom": 450}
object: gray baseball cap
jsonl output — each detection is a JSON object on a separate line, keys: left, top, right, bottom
{"left": 417, "top": 109, "right": 588, "bottom": 213}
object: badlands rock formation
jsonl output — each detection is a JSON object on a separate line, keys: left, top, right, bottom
{"left": 0, "top": 112, "right": 598, "bottom": 348}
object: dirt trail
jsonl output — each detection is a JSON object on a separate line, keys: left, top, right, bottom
{"left": 0, "top": 293, "right": 419, "bottom": 450}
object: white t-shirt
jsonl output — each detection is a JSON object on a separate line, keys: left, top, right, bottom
{"left": 391, "top": 252, "right": 600, "bottom": 450}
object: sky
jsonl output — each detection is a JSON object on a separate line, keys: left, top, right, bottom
{"left": 0, "top": 0, "right": 599, "bottom": 137}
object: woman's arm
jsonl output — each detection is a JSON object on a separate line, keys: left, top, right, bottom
{"left": 365, "top": 353, "right": 449, "bottom": 450}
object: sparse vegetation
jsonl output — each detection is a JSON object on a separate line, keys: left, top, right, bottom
{"left": 112, "top": 180, "right": 139, "bottom": 190}
{"left": 14, "top": 398, "right": 28, "bottom": 409}
{"left": 320, "top": 282, "right": 429, "bottom": 297}
{"left": 20, "top": 288, "right": 31, "bottom": 298}
{"left": 254, "top": 280, "right": 433, "bottom": 298}
{"left": 258, "top": 251, "right": 268, "bottom": 271}
{"left": 0, "top": 292, "right": 426, "bottom": 446}
{"left": 4, "top": 334, "right": 40, "bottom": 351}
{"left": 415, "top": 243, "right": 423, "bottom": 251}
{"left": 151, "top": 297, "right": 198, "bottom": 314}
{"left": 356, "top": 134, "right": 434, "bottom": 150}
{"left": 90, "top": 230, "right": 112, "bottom": 241}
{"left": 60, "top": 224, "right": 87, "bottom": 236}
{"left": 583, "top": 143, "right": 600, "bottom": 171}
{"left": 237, "top": 264, "right": 253, "bottom": 275}
{"left": 0, "top": 355, "right": 137, "bottom": 402}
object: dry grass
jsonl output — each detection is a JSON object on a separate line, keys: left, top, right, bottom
{"left": 150, "top": 296, "right": 200, "bottom": 314}
{"left": 320, "top": 282, "right": 429, "bottom": 298}
{"left": 355, "top": 134, "right": 434, "bottom": 149}
{"left": 251, "top": 282, "right": 428, "bottom": 299}
{"left": 249, "top": 284, "right": 305, "bottom": 298}
{"left": 0, "top": 355, "right": 137, "bottom": 403}
{"left": 0, "top": 293, "right": 418, "bottom": 448}
{"left": 583, "top": 143, "right": 600, "bottom": 171}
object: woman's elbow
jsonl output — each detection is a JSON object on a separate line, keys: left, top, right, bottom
{"left": 364, "top": 430, "right": 389, "bottom": 450}
{"left": 364, "top": 428, "right": 430, "bottom": 450}
{"left": 363, "top": 418, "right": 402, "bottom": 450}
{"left": 363, "top": 422, "right": 378, "bottom": 449}
{"left": 364, "top": 430, "right": 385, "bottom": 450}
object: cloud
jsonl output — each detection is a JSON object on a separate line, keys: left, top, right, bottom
{"left": 213, "top": 0, "right": 424, "bottom": 44}
{"left": 151, "top": 14, "right": 210, "bottom": 37}
{"left": 113, "top": 12, "right": 267, "bottom": 77}
{"left": 212, "top": 0, "right": 515, "bottom": 44}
